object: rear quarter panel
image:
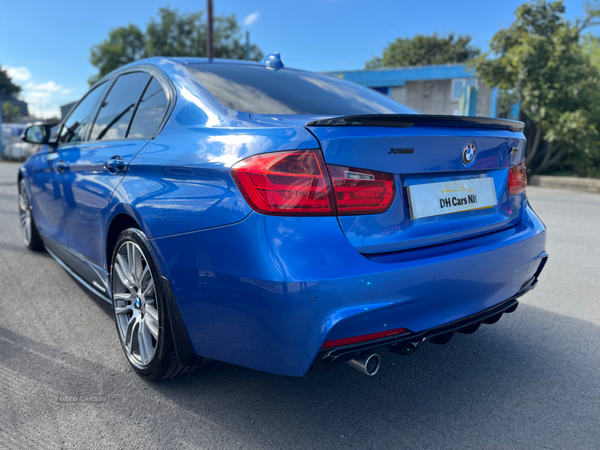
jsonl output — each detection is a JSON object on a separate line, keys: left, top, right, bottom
{"left": 113, "top": 126, "right": 319, "bottom": 239}
{"left": 107, "top": 59, "right": 321, "bottom": 241}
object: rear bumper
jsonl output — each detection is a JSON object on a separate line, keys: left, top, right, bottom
{"left": 150, "top": 201, "right": 547, "bottom": 377}
{"left": 311, "top": 263, "right": 545, "bottom": 372}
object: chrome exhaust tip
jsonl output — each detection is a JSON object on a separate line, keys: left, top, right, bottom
{"left": 345, "top": 351, "right": 381, "bottom": 376}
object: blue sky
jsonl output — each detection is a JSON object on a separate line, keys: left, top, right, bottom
{"left": 0, "top": 0, "right": 588, "bottom": 118}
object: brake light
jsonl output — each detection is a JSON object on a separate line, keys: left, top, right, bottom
{"left": 231, "top": 150, "right": 396, "bottom": 216}
{"left": 327, "top": 165, "right": 395, "bottom": 215}
{"left": 230, "top": 149, "right": 334, "bottom": 215}
{"left": 508, "top": 162, "right": 527, "bottom": 195}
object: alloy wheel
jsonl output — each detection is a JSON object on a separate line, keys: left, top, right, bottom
{"left": 112, "top": 241, "right": 159, "bottom": 368}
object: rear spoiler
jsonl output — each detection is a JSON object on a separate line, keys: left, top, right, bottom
{"left": 306, "top": 114, "right": 524, "bottom": 132}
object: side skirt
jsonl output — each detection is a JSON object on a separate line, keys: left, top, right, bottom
{"left": 39, "top": 230, "right": 110, "bottom": 298}
{"left": 45, "top": 245, "right": 111, "bottom": 304}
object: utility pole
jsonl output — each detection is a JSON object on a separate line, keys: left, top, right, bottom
{"left": 245, "top": 31, "right": 250, "bottom": 60}
{"left": 206, "top": 0, "right": 214, "bottom": 59}
{"left": 0, "top": 105, "right": 4, "bottom": 159}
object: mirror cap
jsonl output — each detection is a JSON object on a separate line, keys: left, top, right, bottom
{"left": 21, "top": 123, "right": 56, "bottom": 146}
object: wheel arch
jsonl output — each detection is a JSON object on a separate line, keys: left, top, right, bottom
{"left": 105, "top": 211, "right": 201, "bottom": 371}
{"left": 105, "top": 213, "right": 141, "bottom": 272}
{"left": 17, "top": 166, "right": 27, "bottom": 191}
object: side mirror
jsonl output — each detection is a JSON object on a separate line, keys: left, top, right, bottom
{"left": 22, "top": 124, "right": 57, "bottom": 147}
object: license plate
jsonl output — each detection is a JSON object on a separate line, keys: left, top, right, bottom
{"left": 407, "top": 178, "right": 497, "bottom": 220}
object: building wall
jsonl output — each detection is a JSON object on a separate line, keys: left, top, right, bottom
{"left": 326, "top": 65, "right": 496, "bottom": 117}
{"left": 390, "top": 78, "right": 493, "bottom": 116}
{"left": 60, "top": 101, "right": 77, "bottom": 120}
{"left": 476, "top": 82, "right": 493, "bottom": 117}
{"left": 394, "top": 79, "right": 454, "bottom": 115}
{"left": 390, "top": 85, "right": 406, "bottom": 106}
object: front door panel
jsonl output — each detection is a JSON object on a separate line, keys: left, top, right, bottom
{"left": 27, "top": 148, "right": 71, "bottom": 245}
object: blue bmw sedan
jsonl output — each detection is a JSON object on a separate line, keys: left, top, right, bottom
{"left": 18, "top": 54, "right": 547, "bottom": 379}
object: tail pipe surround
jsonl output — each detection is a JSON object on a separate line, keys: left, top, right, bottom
{"left": 345, "top": 351, "right": 381, "bottom": 376}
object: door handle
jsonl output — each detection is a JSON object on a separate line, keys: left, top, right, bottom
{"left": 54, "top": 160, "right": 68, "bottom": 173}
{"left": 105, "top": 156, "right": 126, "bottom": 173}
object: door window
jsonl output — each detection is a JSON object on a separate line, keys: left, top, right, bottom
{"left": 58, "top": 82, "right": 107, "bottom": 145}
{"left": 89, "top": 72, "right": 151, "bottom": 141}
{"left": 128, "top": 78, "right": 169, "bottom": 139}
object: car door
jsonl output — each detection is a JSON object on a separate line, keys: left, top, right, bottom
{"left": 62, "top": 72, "right": 171, "bottom": 272}
{"left": 28, "top": 82, "right": 108, "bottom": 247}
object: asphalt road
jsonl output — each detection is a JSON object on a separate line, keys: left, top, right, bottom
{"left": 0, "top": 160, "right": 599, "bottom": 450}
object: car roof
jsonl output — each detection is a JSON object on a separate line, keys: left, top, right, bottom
{"left": 93, "top": 56, "right": 286, "bottom": 92}
{"left": 162, "top": 57, "right": 268, "bottom": 66}
{"left": 117, "top": 54, "right": 298, "bottom": 73}
{"left": 91, "top": 56, "right": 312, "bottom": 97}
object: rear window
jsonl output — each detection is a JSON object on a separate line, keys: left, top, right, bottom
{"left": 187, "top": 63, "right": 415, "bottom": 115}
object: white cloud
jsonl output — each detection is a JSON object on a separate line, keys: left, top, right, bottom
{"left": 25, "top": 80, "right": 66, "bottom": 93}
{"left": 5, "top": 66, "right": 77, "bottom": 119}
{"left": 6, "top": 66, "right": 32, "bottom": 82}
{"left": 22, "top": 96, "right": 59, "bottom": 119}
{"left": 243, "top": 11, "right": 259, "bottom": 27}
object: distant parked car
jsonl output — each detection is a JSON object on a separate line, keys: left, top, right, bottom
{"left": 17, "top": 54, "right": 547, "bottom": 380}
{"left": 2, "top": 123, "right": 41, "bottom": 161}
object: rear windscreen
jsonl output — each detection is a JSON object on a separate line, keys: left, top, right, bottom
{"left": 187, "top": 63, "right": 416, "bottom": 115}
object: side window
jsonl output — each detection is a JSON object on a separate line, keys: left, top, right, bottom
{"left": 58, "top": 83, "right": 107, "bottom": 145}
{"left": 128, "top": 78, "right": 169, "bottom": 139}
{"left": 89, "top": 72, "right": 151, "bottom": 141}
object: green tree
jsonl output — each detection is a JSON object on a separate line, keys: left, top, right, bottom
{"left": 212, "top": 15, "right": 262, "bottom": 60}
{"left": 473, "top": 0, "right": 600, "bottom": 177}
{"left": 145, "top": 8, "right": 205, "bottom": 57}
{"left": 2, "top": 102, "right": 21, "bottom": 122}
{"left": 89, "top": 25, "right": 146, "bottom": 85}
{"left": 582, "top": 34, "right": 600, "bottom": 72}
{"left": 365, "top": 33, "right": 480, "bottom": 69}
{"left": 0, "top": 65, "right": 21, "bottom": 97}
{"left": 89, "top": 7, "right": 263, "bottom": 85}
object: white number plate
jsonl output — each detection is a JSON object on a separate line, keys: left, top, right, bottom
{"left": 407, "top": 178, "right": 497, "bottom": 220}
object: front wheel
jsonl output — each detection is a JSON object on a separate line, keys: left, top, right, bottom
{"left": 110, "top": 228, "right": 197, "bottom": 380}
{"left": 18, "top": 179, "right": 44, "bottom": 251}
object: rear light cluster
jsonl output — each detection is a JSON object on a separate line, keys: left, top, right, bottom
{"left": 231, "top": 149, "right": 395, "bottom": 216}
{"left": 508, "top": 162, "right": 527, "bottom": 195}
{"left": 327, "top": 165, "right": 395, "bottom": 215}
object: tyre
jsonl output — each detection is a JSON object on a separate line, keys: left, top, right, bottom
{"left": 110, "top": 228, "right": 197, "bottom": 380}
{"left": 18, "top": 179, "right": 44, "bottom": 251}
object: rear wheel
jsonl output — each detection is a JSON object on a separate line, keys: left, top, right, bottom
{"left": 110, "top": 228, "right": 197, "bottom": 380}
{"left": 18, "top": 179, "right": 44, "bottom": 251}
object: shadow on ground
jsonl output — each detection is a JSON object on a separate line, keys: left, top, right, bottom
{"left": 1, "top": 303, "right": 598, "bottom": 449}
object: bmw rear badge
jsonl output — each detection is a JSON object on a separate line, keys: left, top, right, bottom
{"left": 462, "top": 143, "right": 476, "bottom": 166}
